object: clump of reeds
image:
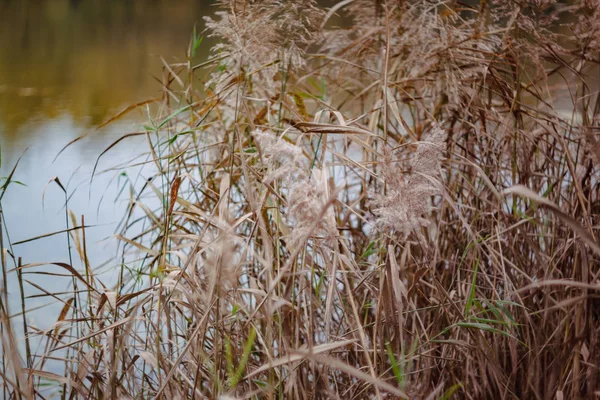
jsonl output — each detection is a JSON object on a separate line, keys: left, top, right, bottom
{"left": 3, "top": 0, "right": 600, "bottom": 398}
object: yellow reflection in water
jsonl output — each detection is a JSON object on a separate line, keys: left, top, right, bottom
{"left": 0, "top": 0, "right": 212, "bottom": 139}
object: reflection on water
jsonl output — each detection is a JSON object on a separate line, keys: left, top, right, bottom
{"left": 0, "top": 0, "right": 212, "bottom": 137}
{"left": 0, "top": 0, "right": 213, "bottom": 330}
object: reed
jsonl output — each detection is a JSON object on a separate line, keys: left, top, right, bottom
{"left": 2, "top": 0, "right": 600, "bottom": 398}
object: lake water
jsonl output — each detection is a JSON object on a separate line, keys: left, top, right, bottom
{"left": 0, "top": 0, "right": 213, "bottom": 328}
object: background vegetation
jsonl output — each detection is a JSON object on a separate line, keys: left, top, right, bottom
{"left": 2, "top": 0, "right": 600, "bottom": 398}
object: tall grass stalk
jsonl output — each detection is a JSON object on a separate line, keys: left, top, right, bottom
{"left": 2, "top": 0, "right": 600, "bottom": 398}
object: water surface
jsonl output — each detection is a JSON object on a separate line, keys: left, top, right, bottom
{"left": 0, "top": 0, "right": 212, "bottom": 328}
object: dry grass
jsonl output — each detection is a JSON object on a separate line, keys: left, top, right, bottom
{"left": 2, "top": 0, "right": 600, "bottom": 398}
